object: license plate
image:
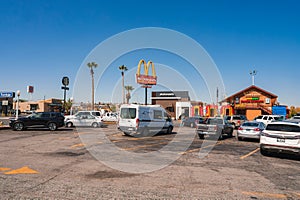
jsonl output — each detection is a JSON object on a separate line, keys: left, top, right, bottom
{"left": 246, "top": 129, "right": 251, "bottom": 131}
{"left": 277, "top": 138, "right": 285, "bottom": 143}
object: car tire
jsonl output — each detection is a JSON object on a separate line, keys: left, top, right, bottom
{"left": 167, "top": 126, "right": 173, "bottom": 134}
{"left": 237, "top": 137, "right": 243, "bottom": 141}
{"left": 199, "top": 134, "right": 205, "bottom": 139}
{"left": 13, "top": 122, "right": 24, "bottom": 131}
{"left": 260, "top": 148, "right": 269, "bottom": 156}
{"left": 48, "top": 122, "right": 57, "bottom": 131}
{"left": 228, "top": 131, "right": 233, "bottom": 138}
{"left": 92, "top": 122, "right": 98, "bottom": 128}
{"left": 66, "top": 122, "right": 73, "bottom": 128}
{"left": 219, "top": 132, "right": 223, "bottom": 140}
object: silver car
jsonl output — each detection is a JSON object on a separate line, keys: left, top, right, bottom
{"left": 237, "top": 121, "right": 266, "bottom": 140}
{"left": 65, "top": 114, "right": 103, "bottom": 128}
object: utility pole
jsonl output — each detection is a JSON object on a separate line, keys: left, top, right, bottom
{"left": 119, "top": 65, "right": 128, "bottom": 104}
{"left": 87, "top": 62, "right": 98, "bottom": 110}
{"left": 250, "top": 70, "right": 257, "bottom": 85}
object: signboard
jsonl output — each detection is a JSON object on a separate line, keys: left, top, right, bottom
{"left": 0, "top": 92, "right": 14, "bottom": 98}
{"left": 2, "top": 100, "right": 8, "bottom": 105}
{"left": 136, "top": 59, "right": 157, "bottom": 85}
{"left": 27, "top": 86, "right": 34, "bottom": 93}
{"left": 62, "top": 76, "right": 69, "bottom": 86}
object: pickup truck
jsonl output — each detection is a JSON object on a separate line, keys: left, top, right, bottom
{"left": 196, "top": 117, "right": 234, "bottom": 139}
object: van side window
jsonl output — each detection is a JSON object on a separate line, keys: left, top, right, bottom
{"left": 121, "top": 108, "right": 136, "bottom": 119}
{"left": 154, "top": 110, "right": 163, "bottom": 119}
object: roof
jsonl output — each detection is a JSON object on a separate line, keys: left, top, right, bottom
{"left": 223, "top": 85, "right": 278, "bottom": 102}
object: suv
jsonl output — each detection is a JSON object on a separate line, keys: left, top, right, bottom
{"left": 255, "top": 115, "right": 285, "bottom": 126}
{"left": 225, "top": 115, "right": 247, "bottom": 128}
{"left": 260, "top": 121, "right": 300, "bottom": 156}
{"left": 9, "top": 112, "right": 65, "bottom": 131}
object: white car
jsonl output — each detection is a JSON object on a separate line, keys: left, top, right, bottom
{"left": 65, "top": 114, "right": 103, "bottom": 128}
{"left": 255, "top": 115, "right": 285, "bottom": 126}
{"left": 260, "top": 121, "right": 300, "bottom": 156}
{"left": 237, "top": 121, "right": 266, "bottom": 140}
{"left": 102, "top": 112, "right": 118, "bottom": 122}
{"left": 65, "top": 111, "right": 102, "bottom": 120}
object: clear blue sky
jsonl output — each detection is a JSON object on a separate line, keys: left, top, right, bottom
{"left": 1, "top": 0, "right": 299, "bottom": 106}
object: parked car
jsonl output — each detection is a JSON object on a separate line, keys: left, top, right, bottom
{"left": 102, "top": 112, "right": 118, "bottom": 122}
{"left": 286, "top": 116, "right": 300, "bottom": 123}
{"left": 260, "top": 121, "right": 300, "bottom": 156}
{"left": 182, "top": 116, "right": 205, "bottom": 128}
{"left": 65, "top": 114, "right": 103, "bottom": 128}
{"left": 118, "top": 104, "right": 173, "bottom": 136}
{"left": 237, "top": 121, "right": 266, "bottom": 141}
{"left": 196, "top": 117, "right": 234, "bottom": 140}
{"left": 65, "top": 111, "right": 102, "bottom": 121}
{"left": 225, "top": 115, "right": 247, "bottom": 128}
{"left": 254, "top": 115, "right": 285, "bottom": 126}
{"left": 9, "top": 112, "right": 65, "bottom": 131}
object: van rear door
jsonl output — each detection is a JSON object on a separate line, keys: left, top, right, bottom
{"left": 119, "top": 107, "right": 137, "bottom": 132}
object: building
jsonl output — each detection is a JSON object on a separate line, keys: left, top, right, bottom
{"left": 151, "top": 91, "right": 203, "bottom": 119}
{"left": 16, "top": 98, "right": 63, "bottom": 113}
{"left": 0, "top": 91, "right": 15, "bottom": 116}
{"left": 222, "top": 85, "right": 279, "bottom": 120}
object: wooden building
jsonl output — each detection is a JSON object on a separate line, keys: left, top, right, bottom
{"left": 222, "top": 85, "right": 278, "bottom": 120}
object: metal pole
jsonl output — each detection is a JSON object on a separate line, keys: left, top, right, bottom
{"left": 145, "top": 86, "right": 147, "bottom": 105}
{"left": 16, "top": 95, "right": 19, "bottom": 119}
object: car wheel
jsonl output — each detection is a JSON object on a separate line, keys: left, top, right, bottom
{"left": 13, "top": 122, "right": 24, "bottom": 131}
{"left": 228, "top": 131, "right": 233, "bottom": 138}
{"left": 260, "top": 148, "right": 269, "bottom": 156}
{"left": 219, "top": 132, "right": 223, "bottom": 140}
{"left": 167, "top": 126, "right": 173, "bottom": 134}
{"left": 92, "top": 122, "right": 98, "bottom": 128}
{"left": 199, "top": 134, "right": 205, "bottom": 139}
{"left": 237, "top": 137, "right": 243, "bottom": 141}
{"left": 66, "top": 122, "right": 73, "bottom": 128}
{"left": 48, "top": 122, "right": 57, "bottom": 131}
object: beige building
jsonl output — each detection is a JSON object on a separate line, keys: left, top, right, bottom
{"left": 16, "top": 98, "right": 63, "bottom": 113}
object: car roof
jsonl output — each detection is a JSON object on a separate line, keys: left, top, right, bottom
{"left": 267, "top": 121, "right": 300, "bottom": 126}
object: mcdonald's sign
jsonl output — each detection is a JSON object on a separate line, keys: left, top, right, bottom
{"left": 136, "top": 59, "right": 157, "bottom": 85}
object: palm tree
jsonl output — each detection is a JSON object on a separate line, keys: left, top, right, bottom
{"left": 125, "top": 85, "right": 134, "bottom": 104}
{"left": 119, "top": 65, "right": 128, "bottom": 104}
{"left": 87, "top": 62, "right": 98, "bottom": 110}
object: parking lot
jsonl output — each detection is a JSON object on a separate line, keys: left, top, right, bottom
{"left": 1, "top": 124, "right": 300, "bottom": 199}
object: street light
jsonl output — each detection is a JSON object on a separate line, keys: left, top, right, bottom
{"left": 250, "top": 70, "right": 257, "bottom": 85}
{"left": 119, "top": 65, "right": 128, "bottom": 104}
{"left": 87, "top": 62, "right": 98, "bottom": 110}
{"left": 16, "top": 90, "right": 20, "bottom": 119}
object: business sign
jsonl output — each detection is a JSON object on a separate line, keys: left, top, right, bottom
{"left": 0, "top": 92, "right": 14, "bottom": 98}
{"left": 27, "top": 86, "right": 34, "bottom": 93}
{"left": 136, "top": 59, "right": 157, "bottom": 85}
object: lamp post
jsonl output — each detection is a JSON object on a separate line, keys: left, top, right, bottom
{"left": 16, "top": 90, "right": 20, "bottom": 119}
{"left": 250, "top": 70, "right": 257, "bottom": 85}
{"left": 119, "top": 65, "right": 128, "bottom": 104}
{"left": 87, "top": 62, "right": 98, "bottom": 110}
{"left": 70, "top": 97, "right": 73, "bottom": 115}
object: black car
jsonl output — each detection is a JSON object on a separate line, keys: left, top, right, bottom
{"left": 9, "top": 112, "right": 65, "bottom": 131}
{"left": 182, "top": 116, "right": 205, "bottom": 128}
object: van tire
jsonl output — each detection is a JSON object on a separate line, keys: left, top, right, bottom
{"left": 167, "top": 126, "right": 173, "bottom": 134}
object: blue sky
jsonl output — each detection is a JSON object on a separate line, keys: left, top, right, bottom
{"left": 1, "top": 0, "right": 299, "bottom": 106}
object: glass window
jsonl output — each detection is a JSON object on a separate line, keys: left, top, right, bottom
{"left": 120, "top": 108, "right": 136, "bottom": 119}
{"left": 243, "top": 122, "right": 258, "bottom": 127}
{"left": 266, "top": 124, "right": 300, "bottom": 132}
{"left": 92, "top": 112, "right": 101, "bottom": 116}
{"left": 41, "top": 113, "right": 50, "bottom": 118}
{"left": 154, "top": 110, "right": 163, "bottom": 119}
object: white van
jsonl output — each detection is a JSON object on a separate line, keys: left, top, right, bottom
{"left": 118, "top": 104, "right": 173, "bottom": 136}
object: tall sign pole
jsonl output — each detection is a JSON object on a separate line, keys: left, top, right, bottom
{"left": 61, "top": 77, "right": 69, "bottom": 113}
{"left": 250, "top": 70, "right": 257, "bottom": 85}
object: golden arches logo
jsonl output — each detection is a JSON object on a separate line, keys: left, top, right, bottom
{"left": 136, "top": 59, "right": 157, "bottom": 85}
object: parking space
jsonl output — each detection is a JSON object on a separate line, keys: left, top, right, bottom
{"left": 0, "top": 125, "right": 299, "bottom": 199}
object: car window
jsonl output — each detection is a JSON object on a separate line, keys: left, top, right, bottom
{"left": 92, "top": 112, "right": 101, "bottom": 117}
{"left": 233, "top": 116, "right": 241, "bottom": 120}
{"left": 207, "top": 118, "right": 223, "bottom": 125}
{"left": 41, "top": 113, "right": 50, "bottom": 118}
{"left": 120, "top": 108, "right": 136, "bottom": 119}
{"left": 255, "top": 116, "right": 263, "bottom": 119}
{"left": 262, "top": 116, "right": 268, "bottom": 120}
{"left": 154, "top": 110, "right": 163, "bottom": 119}
{"left": 266, "top": 124, "right": 300, "bottom": 132}
{"left": 225, "top": 116, "right": 231, "bottom": 120}
{"left": 242, "top": 122, "right": 258, "bottom": 127}
{"left": 87, "top": 115, "right": 95, "bottom": 119}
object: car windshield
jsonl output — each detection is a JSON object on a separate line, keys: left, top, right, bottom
{"left": 266, "top": 124, "right": 300, "bottom": 132}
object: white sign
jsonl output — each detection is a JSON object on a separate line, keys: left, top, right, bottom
{"left": 2, "top": 100, "right": 8, "bottom": 105}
